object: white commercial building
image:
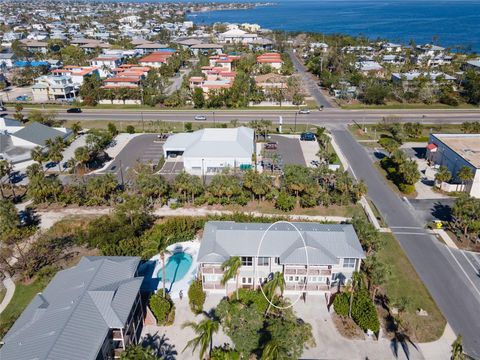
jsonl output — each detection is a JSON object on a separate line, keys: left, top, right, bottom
{"left": 163, "top": 127, "right": 255, "bottom": 176}
{"left": 427, "top": 133, "right": 480, "bottom": 198}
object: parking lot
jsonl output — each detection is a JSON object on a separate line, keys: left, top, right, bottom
{"left": 260, "top": 135, "right": 310, "bottom": 172}
{"left": 103, "top": 134, "right": 164, "bottom": 177}
{"left": 159, "top": 157, "right": 184, "bottom": 176}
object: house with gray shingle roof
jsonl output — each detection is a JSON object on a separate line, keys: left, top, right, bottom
{"left": 0, "top": 256, "right": 145, "bottom": 360}
{"left": 198, "top": 221, "right": 365, "bottom": 295}
{"left": 11, "top": 121, "right": 71, "bottom": 148}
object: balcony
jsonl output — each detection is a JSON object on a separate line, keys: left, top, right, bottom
{"left": 284, "top": 267, "right": 331, "bottom": 276}
{"left": 201, "top": 266, "right": 223, "bottom": 275}
{"left": 203, "top": 282, "right": 225, "bottom": 290}
{"left": 112, "top": 330, "right": 123, "bottom": 341}
{"left": 285, "top": 283, "right": 329, "bottom": 292}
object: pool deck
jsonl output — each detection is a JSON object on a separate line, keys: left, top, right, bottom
{"left": 150, "top": 240, "right": 200, "bottom": 299}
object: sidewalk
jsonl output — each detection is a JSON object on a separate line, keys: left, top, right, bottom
{"left": 0, "top": 276, "right": 15, "bottom": 314}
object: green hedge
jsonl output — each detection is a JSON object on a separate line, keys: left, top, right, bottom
{"left": 333, "top": 292, "right": 350, "bottom": 316}
{"left": 333, "top": 291, "right": 380, "bottom": 333}
{"left": 351, "top": 291, "right": 380, "bottom": 333}
{"left": 149, "top": 292, "right": 175, "bottom": 326}
{"left": 188, "top": 279, "right": 206, "bottom": 314}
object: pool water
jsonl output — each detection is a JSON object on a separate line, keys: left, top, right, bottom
{"left": 157, "top": 252, "right": 193, "bottom": 283}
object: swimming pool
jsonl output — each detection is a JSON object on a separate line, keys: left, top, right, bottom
{"left": 157, "top": 252, "right": 193, "bottom": 283}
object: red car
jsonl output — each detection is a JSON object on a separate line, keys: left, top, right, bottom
{"left": 265, "top": 142, "right": 278, "bottom": 150}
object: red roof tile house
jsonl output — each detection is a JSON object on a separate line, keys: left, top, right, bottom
{"left": 51, "top": 66, "right": 100, "bottom": 86}
{"left": 257, "top": 53, "right": 284, "bottom": 70}
{"left": 208, "top": 55, "right": 241, "bottom": 73}
{"left": 139, "top": 51, "right": 174, "bottom": 68}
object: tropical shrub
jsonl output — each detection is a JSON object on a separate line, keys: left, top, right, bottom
{"left": 351, "top": 290, "right": 380, "bottom": 333}
{"left": 188, "top": 278, "right": 206, "bottom": 314}
{"left": 149, "top": 292, "right": 175, "bottom": 326}
{"left": 275, "top": 191, "right": 296, "bottom": 211}
{"left": 333, "top": 292, "right": 350, "bottom": 316}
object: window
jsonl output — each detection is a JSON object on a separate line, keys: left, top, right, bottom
{"left": 241, "top": 257, "right": 253, "bottom": 266}
{"left": 247, "top": 277, "right": 252, "bottom": 284}
{"left": 288, "top": 276, "right": 294, "bottom": 282}
{"left": 257, "top": 257, "right": 269, "bottom": 266}
{"left": 274, "top": 257, "right": 280, "bottom": 264}
{"left": 343, "top": 258, "right": 356, "bottom": 268}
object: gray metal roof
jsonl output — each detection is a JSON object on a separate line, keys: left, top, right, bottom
{"left": 0, "top": 256, "right": 143, "bottom": 360}
{"left": 198, "top": 221, "right": 365, "bottom": 266}
{"left": 12, "top": 122, "right": 69, "bottom": 146}
{"left": 164, "top": 127, "right": 254, "bottom": 159}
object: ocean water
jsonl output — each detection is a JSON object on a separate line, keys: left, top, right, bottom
{"left": 187, "top": 0, "right": 480, "bottom": 52}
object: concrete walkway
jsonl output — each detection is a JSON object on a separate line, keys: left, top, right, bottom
{"left": 0, "top": 275, "right": 15, "bottom": 314}
{"left": 141, "top": 294, "right": 229, "bottom": 360}
{"left": 34, "top": 205, "right": 351, "bottom": 231}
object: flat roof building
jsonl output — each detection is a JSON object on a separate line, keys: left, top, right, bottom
{"left": 163, "top": 127, "right": 255, "bottom": 175}
{"left": 427, "top": 133, "right": 480, "bottom": 198}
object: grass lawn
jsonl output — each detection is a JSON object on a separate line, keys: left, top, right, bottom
{"left": 377, "top": 233, "right": 446, "bottom": 342}
{"left": 341, "top": 102, "right": 479, "bottom": 110}
{"left": 0, "top": 288, "right": 5, "bottom": 304}
{"left": 348, "top": 123, "right": 472, "bottom": 143}
{"left": 0, "top": 278, "right": 48, "bottom": 337}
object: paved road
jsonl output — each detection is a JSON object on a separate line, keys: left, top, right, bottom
{"left": 287, "top": 50, "right": 333, "bottom": 108}
{"left": 7, "top": 108, "right": 480, "bottom": 125}
{"left": 331, "top": 127, "right": 480, "bottom": 358}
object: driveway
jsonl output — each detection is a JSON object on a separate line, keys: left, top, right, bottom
{"left": 331, "top": 126, "right": 480, "bottom": 358}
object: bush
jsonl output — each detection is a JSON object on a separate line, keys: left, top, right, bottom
{"left": 333, "top": 292, "right": 350, "bottom": 316}
{"left": 126, "top": 125, "right": 135, "bottom": 134}
{"left": 237, "top": 288, "right": 269, "bottom": 313}
{"left": 149, "top": 292, "right": 175, "bottom": 326}
{"left": 188, "top": 279, "right": 206, "bottom": 314}
{"left": 398, "top": 183, "right": 415, "bottom": 194}
{"left": 333, "top": 291, "right": 380, "bottom": 333}
{"left": 275, "top": 191, "right": 296, "bottom": 212}
{"left": 351, "top": 290, "right": 380, "bottom": 333}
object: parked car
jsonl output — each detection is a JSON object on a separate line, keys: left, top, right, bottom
{"left": 15, "top": 95, "right": 29, "bottom": 101}
{"left": 0, "top": 106, "right": 6, "bottom": 111}
{"left": 169, "top": 153, "right": 178, "bottom": 158}
{"left": 298, "top": 108, "right": 310, "bottom": 114}
{"left": 194, "top": 115, "right": 207, "bottom": 121}
{"left": 300, "top": 132, "right": 316, "bottom": 141}
{"left": 66, "top": 108, "right": 82, "bottom": 113}
{"left": 264, "top": 142, "right": 278, "bottom": 150}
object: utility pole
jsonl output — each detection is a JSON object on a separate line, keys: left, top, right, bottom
{"left": 294, "top": 112, "right": 298, "bottom": 133}
{"left": 119, "top": 160, "right": 124, "bottom": 188}
{"left": 213, "top": 111, "right": 216, "bottom": 127}
{"left": 141, "top": 111, "right": 144, "bottom": 132}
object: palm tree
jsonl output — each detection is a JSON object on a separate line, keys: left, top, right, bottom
{"left": 263, "top": 271, "right": 286, "bottom": 315}
{"left": 221, "top": 256, "right": 242, "bottom": 300}
{"left": 30, "top": 146, "right": 45, "bottom": 165}
{"left": 71, "top": 122, "right": 82, "bottom": 136}
{"left": 74, "top": 146, "right": 90, "bottom": 171}
{"left": 0, "top": 159, "right": 14, "bottom": 199}
{"left": 435, "top": 165, "right": 452, "bottom": 185}
{"left": 348, "top": 271, "right": 363, "bottom": 318}
{"left": 457, "top": 166, "right": 474, "bottom": 189}
{"left": 49, "top": 146, "right": 63, "bottom": 172}
{"left": 143, "top": 235, "right": 172, "bottom": 297}
{"left": 451, "top": 335, "right": 464, "bottom": 360}
{"left": 262, "top": 339, "right": 282, "bottom": 360}
{"left": 182, "top": 318, "right": 220, "bottom": 360}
